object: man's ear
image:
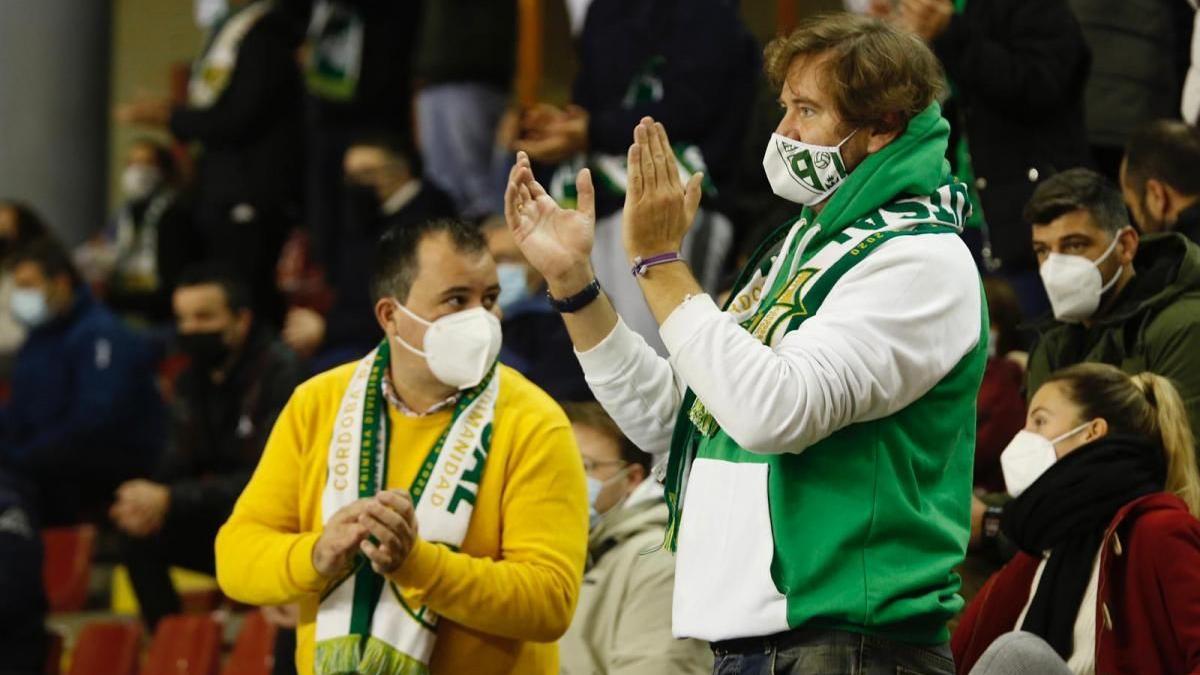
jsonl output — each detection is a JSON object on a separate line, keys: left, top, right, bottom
{"left": 1144, "top": 178, "right": 1168, "bottom": 222}
{"left": 374, "top": 297, "right": 396, "bottom": 335}
{"left": 234, "top": 308, "right": 253, "bottom": 338}
{"left": 52, "top": 274, "right": 74, "bottom": 307}
{"left": 627, "top": 463, "right": 647, "bottom": 487}
{"left": 865, "top": 113, "right": 904, "bottom": 153}
{"left": 1117, "top": 226, "right": 1139, "bottom": 266}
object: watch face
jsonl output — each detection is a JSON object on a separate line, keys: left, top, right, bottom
{"left": 983, "top": 508, "right": 1003, "bottom": 537}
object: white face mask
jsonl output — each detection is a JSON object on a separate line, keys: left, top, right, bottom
{"left": 586, "top": 465, "right": 632, "bottom": 529}
{"left": 1000, "top": 421, "right": 1093, "bottom": 497}
{"left": 10, "top": 288, "right": 50, "bottom": 328}
{"left": 392, "top": 302, "right": 502, "bottom": 390}
{"left": 121, "top": 165, "right": 162, "bottom": 202}
{"left": 1039, "top": 231, "right": 1126, "bottom": 323}
{"left": 761, "top": 130, "right": 858, "bottom": 205}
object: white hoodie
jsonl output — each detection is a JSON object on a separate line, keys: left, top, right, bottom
{"left": 1184, "top": 0, "right": 1200, "bottom": 123}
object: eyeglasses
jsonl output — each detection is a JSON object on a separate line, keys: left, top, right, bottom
{"left": 581, "top": 457, "right": 627, "bottom": 474}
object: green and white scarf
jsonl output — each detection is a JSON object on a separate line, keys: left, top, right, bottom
{"left": 304, "top": 0, "right": 365, "bottom": 102}
{"left": 188, "top": 0, "right": 272, "bottom": 108}
{"left": 663, "top": 184, "right": 969, "bottom": 550}
{"left": 657, "top": 101, "right": 971, "bottom": 551}
{"left": 314, "top": 342, "right": 500, "bottom": 674}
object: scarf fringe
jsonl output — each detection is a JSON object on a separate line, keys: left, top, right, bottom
{"left": 314, "top": 635, "right": 429, "bottom": 675}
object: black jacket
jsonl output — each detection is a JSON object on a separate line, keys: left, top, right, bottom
{"left": 170, "top": 6, "right": 304, "bottom": 227}
{"left": 1067, "top": 0, "right": 1194, "bottom": 148}
{"left": 157, "top": 325, "right": 300, "bottom": 525}
{"left": 322, "top": 183, "right": 457, "bottom": 354}
{"left": 414, "top": 0, "right": 515, "bottom": 89}
{"left": 573, "top": 0, "right": 760, "bottom": 217}
{"left": 106, "top": 190, "right": 203, "bottom": 324}
{"left": 934, "top": 0, "right": 1093, "bottom": 273}
{"left": 0, "top": 470, "right": 46, "bottom": 673}
{"left": 293, "top": 0, "right": 423, "bottom": 130}
{"left": 1175, "top": 202, "right": 1200, "bottom": 247}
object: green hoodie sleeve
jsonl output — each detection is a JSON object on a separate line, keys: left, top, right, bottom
{"left": 1144, "top": 308, "right": 1200, "bottom": 439}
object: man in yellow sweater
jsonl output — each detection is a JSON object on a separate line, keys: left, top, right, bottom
{"left": 215, "top": 217, "right": 589, "bottom": 675}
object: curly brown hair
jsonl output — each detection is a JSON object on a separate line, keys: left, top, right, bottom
{"left": 764, "top": 13, "right": 945, "bottom": 132}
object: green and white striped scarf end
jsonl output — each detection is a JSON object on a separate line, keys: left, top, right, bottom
{"left": 314, "top": 636, "right": 429, "bottom": 675}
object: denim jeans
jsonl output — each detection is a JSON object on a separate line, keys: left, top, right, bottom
{"left": 711, "top": 628, "right": 956, "bottom": 675}
{"left": 415, "top": 82, "right": 509, "bottom": 219}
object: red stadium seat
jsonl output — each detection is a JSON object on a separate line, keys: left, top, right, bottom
{"left": 142, "top": 614, "right": 221, "bottom": 675}
{"left": 67, "top": 621, "right": 141, "bottom": 675}
{"left": 221, "top": 611, "right": 278, "bottom": 675}
{"left": 42, "top": 525, "right": 97, "bottom": 612}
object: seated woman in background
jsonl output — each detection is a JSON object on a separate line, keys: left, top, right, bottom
{"left": 954, "top": 363, "right": 1200, "bottom": 675}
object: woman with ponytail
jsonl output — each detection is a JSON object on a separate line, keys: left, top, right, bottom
{"left": 953, "top": 363, "right": 1200, "bottom": 675}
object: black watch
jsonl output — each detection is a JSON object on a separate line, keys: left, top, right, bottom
{"left": 548, "top": 279, "right": 602, "bottom": 313}
{"left": 982, "top": 505, "right": 1004, "bottom": 541}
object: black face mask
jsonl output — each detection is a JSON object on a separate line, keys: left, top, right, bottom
{"left": 178, "top": 330, "right": 232, "bottom": 372}
{"left": 343, "top": 182, "right": 383, "bottom": 234}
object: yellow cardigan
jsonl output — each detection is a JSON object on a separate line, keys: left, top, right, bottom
{"left": 215, "top": 362, "right": 589, "bottom": 674}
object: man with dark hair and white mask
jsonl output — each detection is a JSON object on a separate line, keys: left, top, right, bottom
{"left": 215, "top": 218, "right": 588, "bottom": 675}
{"left": 1024, "top": 168, "right": 1200, "bottom": 438}
{"left": 971, "top": 168, "right": 1200, "bottom": 557}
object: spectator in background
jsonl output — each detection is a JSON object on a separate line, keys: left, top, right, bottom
{"left": 971, "top": 168, "right": 1200, "bottom": 559}
{"left": 559, "top": 402, "right": 711, "bottom": 675}
{"left": 483, "top": 216, "right": 592, "bottom": 402}
{"left": 0, "top": 468, "right": 47, "bottom": 675}
{"left": 298, "top": 0, "right": 422, "bottom": 272}
{"left": 216, "top": 218, "right": 587, "bottom": 674}
{"left": 513, "top": 0, "right": 760, "bottom": 354}
{"left": 282, "top": 133, "right": 455, "bottom": 371}
{"left": 111, "top": 265, "right": 300, "bottom": 631}
{"left": 1120, "top": 120, "right": 1200, "bottom": 243}
{"left": 0, "top": 201, "right": 48, "bottom": 378}
{"left": 0, "top": 239, "right": 164, "bottom": 525}
{"left": 897, "top": 0, "right": 1091, "bottom": 320}
{"left": 1065, "top": 0, "right": 1195, "bottom": 180}
{"left": 1024, "top": 169, "right": 1200, "bottom": 438}
{"left": 414, "top": 0, "right": 516, "bottom": 219}
{"left": 975, "top": 278, "right": 1027, "bottom": 495}
{"left": 75, "top": 138, "right": 200, "bottom": 327}
{"left": 954, "top": 364, "right": 1200, "bottom": 674}
{"left": 117, "top": 0, "right": 304, "bottom": 327}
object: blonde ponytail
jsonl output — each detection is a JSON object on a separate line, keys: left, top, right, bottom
{"left": 1132, "top": 372, "right": 1200, "bottom": 518}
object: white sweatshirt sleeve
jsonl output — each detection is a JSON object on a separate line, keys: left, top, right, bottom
{"left": 657, "top": 233, "right": 983, "bottom": 455}
{"left": 1183, "top": 1, "right": 1200, "bottom": 124}
{"left": 575, "top": 318, "right": 687, "bottom": 458}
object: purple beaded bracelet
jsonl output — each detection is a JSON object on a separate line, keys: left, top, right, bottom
{"left": 631, "top": 252, "right": 683, "bottom": 277}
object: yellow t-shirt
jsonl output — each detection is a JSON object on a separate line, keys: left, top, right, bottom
{"left": 215, "top": 362, "right": 589, "bottom": 674}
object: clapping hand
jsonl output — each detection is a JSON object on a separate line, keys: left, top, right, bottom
{"left": 312, "top": 490, "right": 418, "bottom": 578}
{"left": 504, "top": 151, "right": 597, "bottom": 298}
{"left": 621, "top": 117, "right": 704, "bottom": 262}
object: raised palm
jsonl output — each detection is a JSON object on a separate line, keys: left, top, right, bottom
{"left": 504, "top": 152, "right": 596, "bottom": 286}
